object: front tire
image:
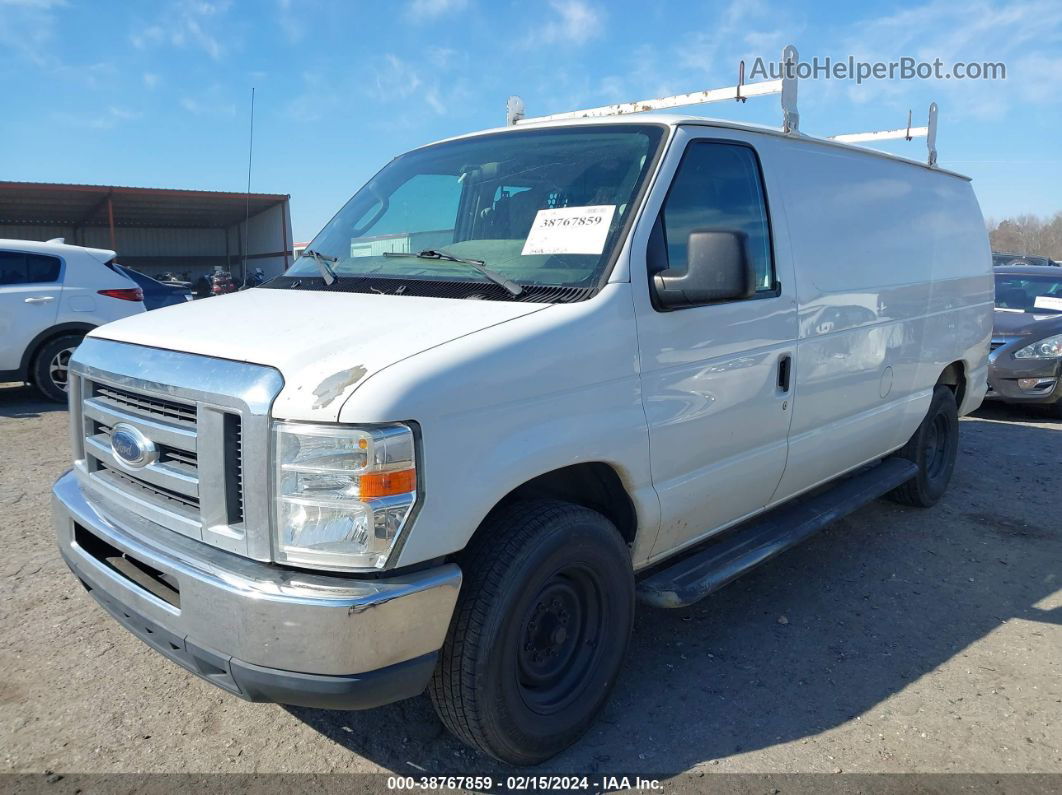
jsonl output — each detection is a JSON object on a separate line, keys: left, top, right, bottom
{"left": 430, "top": 499, "right": 634, "bottom": 766}
{"left": 31, "top": 334, "right": 83, "bottom": 403}
{"left": 888, "top": 384, "right": 959, "bottom": 507}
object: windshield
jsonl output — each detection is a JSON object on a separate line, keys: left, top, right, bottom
{"left": 995, "top": 273, "right": 1062, "bottom": 314}
{"left": 284, "top": 125, "right": 664, "bottom": 296}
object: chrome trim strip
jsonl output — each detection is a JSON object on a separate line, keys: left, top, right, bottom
{"left": 83, "top": 397, "right": 198, "bottom": 451}
{"left": 76, "top": 462, "right": 202, "bottom": 538}
{"left": 85, "top": 436, "right": 199, "bottom": 498}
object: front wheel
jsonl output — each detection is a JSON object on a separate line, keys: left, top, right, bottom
{"left": 430, "top": 499, "right": 634, "bottom": 766}
{"left": 888, "top": 384, "right": 959, "bottom": 507}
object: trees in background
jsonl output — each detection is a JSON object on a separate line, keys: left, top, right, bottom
{"left": 987, "top": 212, "right": 1062, "bottom": 259}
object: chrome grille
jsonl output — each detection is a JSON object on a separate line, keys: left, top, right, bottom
{"left": 94, "top": 384, "right": 197, "bottom": 425}
{"left": 68, "top": 337, "right": 282, "bottom": 562}
{"left": 96, "top": 462, "right": 200, "bottom": 514}
{"left": 83, "top": 382, "right": 203, "bottom": 522}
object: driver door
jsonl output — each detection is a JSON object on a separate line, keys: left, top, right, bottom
{"left": 631, "top": 129, "right": 798, "bottom": 561}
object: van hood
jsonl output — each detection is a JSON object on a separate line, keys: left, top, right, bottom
{"left": 90, "top": 287, "right": 550, "bottom": 420}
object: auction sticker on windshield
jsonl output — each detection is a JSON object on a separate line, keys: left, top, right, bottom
{"left": 1034, "top": 295, "right": 1062, "bottom": 312}
{"left": 522, "top": 205, "right": 617, "bottom": 256}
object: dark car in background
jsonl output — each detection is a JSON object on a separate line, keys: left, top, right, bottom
{"left": 987, "top": 265, "right": 1062, "bottom": 417}
{"left": 113, "top": 264, "right": 193, "bottom": 310}
{"left": 992, "top": 251, "right": 1059, "bottom": 268}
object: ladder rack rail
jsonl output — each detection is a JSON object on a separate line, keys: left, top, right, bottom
{"left": 505, "top": 44, "right": 939, "bottom": 166}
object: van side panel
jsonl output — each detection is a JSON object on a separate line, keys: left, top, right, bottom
{"left": 771, "top": 142, "right": 992, "bottom": 503}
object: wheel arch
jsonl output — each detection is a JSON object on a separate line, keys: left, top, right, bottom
{"left": 472, "top": 462, "right": 639, "bottom": 549}
{"left": 19, "top": 323, "right": 96, "bottom": 381}
{"left": 937, "top": 360, "right": 967, "bottom": 409}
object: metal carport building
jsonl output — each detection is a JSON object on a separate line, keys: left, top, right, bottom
{"left": 0, "top": 181, "right": 293, "bottom": 283}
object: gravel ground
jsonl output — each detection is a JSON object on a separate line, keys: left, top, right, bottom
{"left": 1, "top": 381, "right": 1059, "bottom": 779}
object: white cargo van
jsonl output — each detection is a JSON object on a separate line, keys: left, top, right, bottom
{"left": 52, "top": 80, "right": 992, "bottom": 764}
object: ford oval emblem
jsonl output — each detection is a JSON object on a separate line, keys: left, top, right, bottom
{"left": 110, "top": 423, "right": 157, "bottom": 470}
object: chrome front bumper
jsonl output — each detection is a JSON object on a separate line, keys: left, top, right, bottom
{"left": 53, "top": 470, "right": 461, "bottom": 708}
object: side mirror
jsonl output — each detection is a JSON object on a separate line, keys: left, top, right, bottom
{"left": 652, "top": 230, "right": 756, "bottom": 308}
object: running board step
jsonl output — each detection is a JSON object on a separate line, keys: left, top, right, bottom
{"left": 636, "top": 458, "right": 918, "bottom": 609}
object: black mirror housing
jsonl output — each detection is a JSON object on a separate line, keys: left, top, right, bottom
{"left": 652, "top": 229, "right": 756, "bottom": 308}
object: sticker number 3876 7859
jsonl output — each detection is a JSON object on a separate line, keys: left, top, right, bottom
{"left": 521, "top": 205, "right": 617, "bottom": 256}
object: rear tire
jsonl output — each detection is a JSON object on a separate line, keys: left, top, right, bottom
{"left": 429, "top": 499, "right": 634, "bottom": 766}
{"left": 888, "top": 384, "right": 959, "bottom": 507}
{"left": 31, "top": 334, "right": 83, "bottom": 403}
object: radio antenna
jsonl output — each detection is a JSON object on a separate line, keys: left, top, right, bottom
{"left": 242, "top": 86, "right": 255, "bottom": 284}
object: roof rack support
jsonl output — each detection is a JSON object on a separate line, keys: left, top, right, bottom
{"left": 926, "top": 102, "right": 938, "bottom": 167}
{"left": 780, "top": 45, "right": 799, "bottom": 135}
{"left": 506, "top": 95, "right": 526, "bottom": 127}
{"left": 827, "top": 102, "right": 939, "bottom": 165}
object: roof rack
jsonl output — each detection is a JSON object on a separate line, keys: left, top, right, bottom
{"left": 827, "top": 103, "right": 939, "bottom": 166}
{"left": 506, "top": 44, "right": 938, "bottom": 166}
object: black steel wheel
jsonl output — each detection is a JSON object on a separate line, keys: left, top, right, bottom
{"left": 430, "top": 499, "right": 634, "bottom": 765}
{"left": 888, "top": 383, "right": 959, "bottom": 507}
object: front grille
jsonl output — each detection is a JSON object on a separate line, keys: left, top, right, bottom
{"left": 68, "top": 337, "right": 282, "bottom": 561}
{"left": 78, "top": 377, "right": 246, "bottom": 546}
{"left": 96, "top": 462, "right": 200, "bottom": 513}
{"left": 95, "top": 384, "right": 197, "bottom": 425}
{"left": 97, "top": 423, "right": 199, "bottom": 475}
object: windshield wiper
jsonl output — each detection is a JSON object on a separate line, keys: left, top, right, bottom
{"left": 384, "top": 249, "right": 523, "bottom": 297}
{"left": 301, "top": 248, "right": 339, "bottom": 285}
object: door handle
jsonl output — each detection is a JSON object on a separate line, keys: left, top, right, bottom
{"left": 777, "top": 354, "right": 792, "bottom": 392}
{"left": 24, "top": 296, "right": 55, "bottom": 304}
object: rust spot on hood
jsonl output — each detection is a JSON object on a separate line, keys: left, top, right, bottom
{"left": 312, "top": 365, "right": 368, "bottom": 409}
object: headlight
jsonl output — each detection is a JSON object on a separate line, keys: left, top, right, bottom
{"left": 273, "top": 422, "right": 417, "bottom": 570}
{"left": 1014, "top": 333, "right": 1062, "bottom": 359}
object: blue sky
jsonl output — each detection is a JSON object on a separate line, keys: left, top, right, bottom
{"left": 2, "top": 0, "right": 1060, "bottom": 241}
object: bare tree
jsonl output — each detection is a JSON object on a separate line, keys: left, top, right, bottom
{"left": 988, "top": 212, "right": 1062, "bottom": 259}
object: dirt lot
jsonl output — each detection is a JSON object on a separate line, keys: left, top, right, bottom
{"left": 1, "top": 381, "right": 1060, "bottom": 779}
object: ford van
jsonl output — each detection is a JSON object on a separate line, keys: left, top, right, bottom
{"left": 52, "top": 110, "right": 992, "bottom": 764}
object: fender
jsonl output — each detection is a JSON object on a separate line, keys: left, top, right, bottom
{"left": 16, "top": 322, "right": 96, "bottom": 380}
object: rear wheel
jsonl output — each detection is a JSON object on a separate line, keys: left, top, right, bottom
{"left": 430, "top": 499, "right": 634, "bottom": 765}
{"left": 888, "top": 384, "right": 959, "bottom": 507}
{"left": 32, "top": 334, "right": 83, "bottom": 403}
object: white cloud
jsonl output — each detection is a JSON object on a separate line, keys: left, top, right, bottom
{"left": 529, "top": 0, "right": 604, "bottom": 46}
{"left": 275, "top": 0, "right": 306, "bottom": 44}
{"left": 0, "top": 0, "right": 65, "bottom": 67}
{"left": 373, "top": 54, "right": 422, "bottom": 99}
{"left": 129, "top": 0, "right": 230, "bottom": 60}
{"left": 107, "top": 105, "right": 141, "bottom": 121}
{"left": 838, "top": 0, "right": 1062, "bottom": 119}
{"left": 142, "top": 72, "right": 160, "bottom": 89}
{"left": 406, "top": 0, "right": 467, "bottom": 20}
{"left": 52, "top": 104, "right": 141, "bottom": 130}
{"left": 181, "top": 96, "right": 236, "bottom": 116}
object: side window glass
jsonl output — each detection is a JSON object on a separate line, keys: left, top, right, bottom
{"left": 0, "top": 252, "right": 60, "bottom": 285}
{"left": 660, "top": 142, "right": 774, "bottom": 292}
{"left": 26, "top": 254, "right": 61, "bottom": 283}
